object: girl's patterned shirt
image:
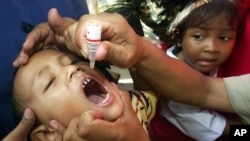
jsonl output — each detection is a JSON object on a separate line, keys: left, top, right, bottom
{"left": 129, "top": 90, "right": 157, "bottom": 132}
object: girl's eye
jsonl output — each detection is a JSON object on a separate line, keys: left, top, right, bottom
{"left": 220, "top": 36, "right": 231, "bottom": 41}
{"left": 192, "top": 35, "right": 203, "bottom": 40}
{"left": 45, "top": 77, "right": 55, "bottom": 91}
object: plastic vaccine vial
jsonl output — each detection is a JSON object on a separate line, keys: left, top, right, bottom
{"left": 87, "top": 23, "right": 102, "bottom": 68}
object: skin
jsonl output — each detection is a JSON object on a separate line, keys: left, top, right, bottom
{"left": 5, "top": 8, "right": 72, "bottom": 141}
{"left": 163, "top": 13, "right": 238, "bottom": 135}
{"left": 2, "top": 108, "right": 35, "bottom": 141}
{"left": 12, "top": 9, "right": 150, "bottom": 141}
{"left": 12, "top": 8, "right": 240, "bottom": 140}
{"left": 60, "top": 12, "right": 234, "bottom": 113}
{"left": 14, "top": 48, "right": 151, "bottom": 141}
{"left": 14, "top": 49, "right": 124, "bottom": 127}
{"left": 178, "top": 14, "right": 236, "bottom": 75}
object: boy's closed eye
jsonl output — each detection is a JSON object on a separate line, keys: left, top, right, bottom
{"left": 44, "top": 57, "right": 85, "bottom": 92}
{"left": 44, "top": 59, "right": 80, "bottom": 92}
{"left": 45, "top": 77, "right": 55, "bottom": 92}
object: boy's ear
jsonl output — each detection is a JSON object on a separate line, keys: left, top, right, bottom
{"left": 30, "top": 125, "right": 62, "bottom": 141}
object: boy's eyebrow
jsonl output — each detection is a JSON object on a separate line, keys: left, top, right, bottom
{"left": 32, "top": 65, "right": 49, "bottom": 91}
{"left": 57, "top": 53, "right": 74, "bottom": 63}
{"left": 38, "top": 66, "right": 46, "bottom": 76}
{"left": 33, "top": 53, "right": 65, "bottom": 91}
{"left": 58, "top": 53, "right": 66, "bottom": 60}
{"left": 35, "top": 53, "right": 64, "bottom": 80}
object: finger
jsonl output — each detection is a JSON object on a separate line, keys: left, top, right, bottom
{"left": 95, "top": 40, "right": 130, "bottom": 66}
{"left": 95, "top": 41, "right": 131, "bottom": 67}
{"left": 62, "top": 116, "right": 81, "bottom": 141}
{"left": 48, "top": 8, "right": 74, "bottom": 46}
{"left": 3, "top": 108, "right": 35, "bottom": 140}
{"left": 64, "top": 22, "right": 85, "bottom": 56}
{"left": 50, "top": 120, "right": 66, "bottom": 134}
{"left": 94, "top": 42, "right": 109, "bottom": 61}
{"left": 78, "top": 110, "right": 104, "bottom": 124}
{"left": 48, "top": 8, "right": 76, "bottom": 35}
{"left": 76, "top": 111, "right": 119, "bottom": 140}
{"left": 62, "top": 112, "right": 102, "bottom": 141}
{"left": 13, "top": 22, "right": 52, "bottom": 67}
{"left": 13, "top": 48, "right": 33, "bottom": 67}
{"left": 76, "top": 111, "right": 99, "bottom": 137}
{"left": 73, "top": 13, "right": 131, "bottom": 60}
{"left": 17, "top": 108, "right": 36, "bottom": 136}
{"left": 23, "top": 23, "right": 50, "bottom": 50}
{"left": 109, "top": 83, "right": 150, "bottom": 141}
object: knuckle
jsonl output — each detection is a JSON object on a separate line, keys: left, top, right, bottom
{"left": 77, "top": 125, "right": 88, "bottom": 137}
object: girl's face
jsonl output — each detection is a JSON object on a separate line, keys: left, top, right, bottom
{"left": 15, "top": 49, "right": 124, "bottom": 127}
{"left": 178, "top": 14, "right": 236, "bottom": 75}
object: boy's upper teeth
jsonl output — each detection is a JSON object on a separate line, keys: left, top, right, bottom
{"left": 83, "top": 78, "right": 91, "bottom": 88}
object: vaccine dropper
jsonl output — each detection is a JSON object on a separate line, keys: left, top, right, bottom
{"left": 87, "top": 22, "right": 102, "bottom": 68}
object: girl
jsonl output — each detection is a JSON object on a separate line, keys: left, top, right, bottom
{"left": 158, "top": 0, "right": 242, "bottom": 141}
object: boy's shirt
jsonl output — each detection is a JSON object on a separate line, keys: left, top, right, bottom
{"left": 129, "top": 90, "right": 157, "bottom": 132}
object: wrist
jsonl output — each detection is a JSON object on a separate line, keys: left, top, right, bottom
{"left": 133, "top": 37, "right": 163, "bottom": 69}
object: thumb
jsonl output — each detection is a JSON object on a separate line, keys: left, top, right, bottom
{"left": 2, "top": 108, "right": 35, "bottom": 141}
{"left": 96, "top": 41, "right": 134, "bottom": 68}
{"left": 50, "top": 120, "right": 66, "bottom": 135}
{"left": 48, "top": 8, "right": 76, "bottom": 35}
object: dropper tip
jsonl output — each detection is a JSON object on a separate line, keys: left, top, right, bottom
{"left": 90, "top": 60, "right": 95, "bottom": 69}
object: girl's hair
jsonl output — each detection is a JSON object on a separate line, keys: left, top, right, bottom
{"left": 167, "top": 0, "right": 240, "bottom": 54}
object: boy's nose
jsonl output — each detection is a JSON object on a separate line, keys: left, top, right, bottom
{"left": 66, "top": 66, "right": 81, "bottom": 81}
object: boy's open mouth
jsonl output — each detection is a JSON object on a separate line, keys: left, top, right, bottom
{"left": 83, "top": 78, "right": 110, "bottom": 105}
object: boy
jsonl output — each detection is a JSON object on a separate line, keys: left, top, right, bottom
{"left": 12, "top": 49, "right": 157, "bottom": 140}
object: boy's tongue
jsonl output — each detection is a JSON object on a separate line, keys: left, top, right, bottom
{"left": 84, "top": 79, "right": 108, "bottom": 104}
{"left": 88, "top": 94, "right": 106, "bottom": 104}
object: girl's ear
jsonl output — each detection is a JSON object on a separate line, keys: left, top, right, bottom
{"left": 30, "top": 125, "right": 62, "bottom": 141}
{"left": 170, "top": 27, "right": 180, "bottom": 42}
{"left": 176, "top": 40, "right": 182, "bottom": 47}
{"left": 171, "top": 27, "right": 179, "bottom": 35}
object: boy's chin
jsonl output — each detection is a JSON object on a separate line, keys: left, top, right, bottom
{"left": 104, "top": 106, "right": 124, "bottom": 122}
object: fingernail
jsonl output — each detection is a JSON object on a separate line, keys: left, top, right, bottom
{"left": 50, "top": 120, "right": 58, "bottom": 129}
{"left": 24, "top": 108, "right": 34, "bottom": 120}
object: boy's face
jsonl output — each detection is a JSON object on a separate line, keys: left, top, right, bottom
{"left": 14, "top": 49, "right": 124, "bottom": 127}
{"left": 178, "top": 13, "right": 236, "bottom": 75}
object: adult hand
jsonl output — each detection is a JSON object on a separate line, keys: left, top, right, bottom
{"left": 64, "top": 13, "right": 149, "bottom": 68}
{"left": 52, "top": 83, "right": 149, "bottom": 141}
{"left": 13, "top": 8, "right": 76, "bottom": 67}
{"left": 2, "top": 108, "right": 35, "bottom": 141}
